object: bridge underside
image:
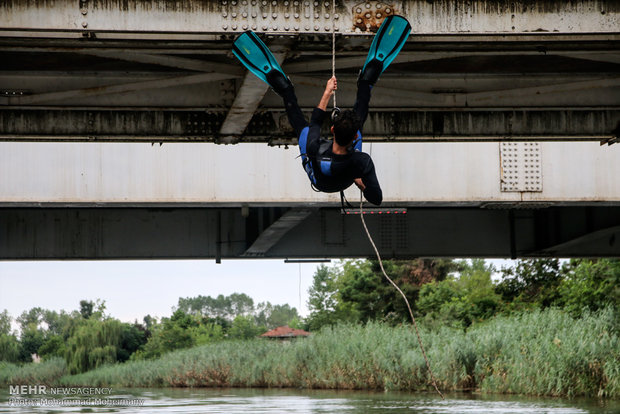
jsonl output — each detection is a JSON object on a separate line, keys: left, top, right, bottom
{"left": 1, "top": 1, "right": 619, "bottom": 260}
{"left": 1, "top": 0, "right": 619, "bottom": 144}
{"left": 2, "top": 205, "right": 619, "bottom": 260}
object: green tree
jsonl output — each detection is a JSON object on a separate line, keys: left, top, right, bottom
{"left": 79, "top": 300, "right": 94, "bottom": 319}
{"left": 495, "top": 259, "right": 562, "bottom": 308}
{"left": 0, "top": 333, "right": 20, "bottom": 362}
{"left": 557, "top": 259, "right": 620, "bottom": 316}
{"left": 189, "top": 322, "right": 224, "bottom": 345}
{"left": 0, "top": 310, "right": 12, "bottom": 335}
{"left": 65, "top": 318, "right": 123, "bottom": 374}
{"left": 228, "top": 315, "right": 264, "bottom": 339}
{"left": 417, "top": 259, "right": 501, "bottom": 327}
{"left": 306, "top": 264, "right": 342, "bottom": 330}
{"left": 17, "top": 307, "right": 43, "bottom": 331}
{"left": 38, "top": 335, "right": 65, "bottom": 359}
{"left": 177, "top": 293, "right": 255, "bottom": 321}
{"left": 0, "top": 310, "right": 19, "bottom": 362}
{"left": 337, "top": 259, "right": 461, "bottom": 324}
{"left": 255, "top": 302, "right": 300, "bottom": 329}
{"left": 18, "top": 324, "right": 45, "bottom": 362}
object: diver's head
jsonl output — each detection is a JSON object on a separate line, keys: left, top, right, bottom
{"left": 331, "top": 109, "right": 360, "bottom": 147}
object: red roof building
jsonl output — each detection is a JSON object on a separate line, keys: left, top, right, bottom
{"left": 260, "top": 325, "right": 311, "bottom": 339}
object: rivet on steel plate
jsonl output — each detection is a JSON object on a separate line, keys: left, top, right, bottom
{"left": 284, "top": 25, "right": 290, "bottom": 30}
{"left": 232, "top": 12, "right": 237, "bottom": 17}
{"left": 314, "top": 25, "right": 319, "bottom": 30}
{"left": 252, "top": 24, "right": 257, "bottom": 29}
{"left": 242, "top": 12, "right": 248, "bottom": 17}
{"left": 294, "top": 12, "right": 299, "bottom": 17}
{"left": 365, "top": 3, "right": 371, "bottom": 8}
{"left": 325, "top": 13, "right": 329, "bottom": 18}
{"left": 252, "top": 11, "right": 257, "bottom": 17}
{"left": 223, "top": 24, "right": 228, "bottom": 29}
{"left": 232, "top": 24, "right": 238, "bottom": 29}
{"left": 243, "top": 24, "right": 248, "bottom": 29}
{"left": 82, "top": 21, "right": 88, "bottom": 28}
{"left": 232, "top": 0, "right": 237, "bottom": 4}
{"left": 272, "top": 12, "right": 277, "bottom": 18}
{"left": 81, "top": 8, "right": 88, "bottom": 15}
{"left": 223, "top": 11, "right": 228, "bottom": 17}
{"left": 285, "top": 13, "right": 290, "bottom": 18}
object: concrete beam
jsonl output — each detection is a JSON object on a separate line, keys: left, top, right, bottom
{"left": 1, "top": 109, "right": 616, "bottom": 142}
{"left": 6, "top": 73, "right": 240, "bottom": 105}
{"left": 219, "top": 52, "right": 287, "bottom": 143}
{"left": 0, "top": 0, "right": 617, "bottom": 36}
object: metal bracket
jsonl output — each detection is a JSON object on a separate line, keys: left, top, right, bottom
{"left": 500, "top": 142, "right": 542, "bottom": 192}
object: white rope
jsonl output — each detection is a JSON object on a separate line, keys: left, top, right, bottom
{"left": 358, "top": 192, "right": 445, "bottom": 399}
{"left": 331, "top": 0, "right": 336, "bottom": 109}
{"left": 329, "top": 3, "right": 442, "bottom": 397}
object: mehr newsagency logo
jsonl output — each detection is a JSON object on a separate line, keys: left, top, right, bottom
{"left": 7, "top": 385, "right": 145, "bottom": 407}
{"left": 9, "top": 385, "right": 112, "bottom": 395}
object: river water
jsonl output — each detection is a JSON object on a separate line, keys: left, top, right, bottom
{"left": 2, "top": 388, "right": 619, "bottom": 413}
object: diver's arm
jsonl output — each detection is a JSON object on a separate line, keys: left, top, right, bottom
{"left": 357, "top": 157, "right": 383, "bottom": 206}
{"left": 317, "top": 76, "right": 337, "bottom": 111}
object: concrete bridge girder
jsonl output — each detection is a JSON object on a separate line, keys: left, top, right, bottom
{"left": 0, "top": 0, "right": 618, "bottom": 143}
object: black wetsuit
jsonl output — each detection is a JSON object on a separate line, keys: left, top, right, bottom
{"left": 282, "top": 80, "right": 383, "bottom": 206}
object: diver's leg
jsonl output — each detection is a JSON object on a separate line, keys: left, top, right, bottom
{"left": 353, "top": 80, "right": 372, "bottom": 132}
{"left": 281, "top": 86, "right": 308, "bottom": 137}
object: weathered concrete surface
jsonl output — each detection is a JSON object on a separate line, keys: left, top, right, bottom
{"left": 1, "top": 142, "right": 618, "bottom": 205}
{"left": 1, "top": 0, "right": 618, "bottom": 35}
{"left": 0, "top": 0, "right": 618, "bottom": 143}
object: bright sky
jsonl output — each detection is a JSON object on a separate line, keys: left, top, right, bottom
{"left": 0, "top": 260, "right": 320, "bottom": 325}
{"left": 0, "top": 258, "right": 513, "bottom": 328}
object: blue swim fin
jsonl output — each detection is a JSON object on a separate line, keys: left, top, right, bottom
{"left": 359, "top": 15, "right": 411, "bottom": 85}
{"left": 232, "top": 31, "right": 292, "bottom": 95}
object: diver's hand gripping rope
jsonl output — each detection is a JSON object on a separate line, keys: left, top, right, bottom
{"left": 358, "top": 192, "right": 445, "bottom": 399}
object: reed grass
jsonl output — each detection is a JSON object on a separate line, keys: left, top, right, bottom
{"left": 2, "top": 308, "right": 618, "bottom": 398}
{"left": 0, "top": 357, "right": 67, "bottom": 386}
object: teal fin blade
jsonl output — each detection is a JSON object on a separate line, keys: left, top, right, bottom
{"left": 232, "top": 31, "right": 286, "bottom": 86}
{"left": 362, "top": 15, "right": 411, "bottom": 76}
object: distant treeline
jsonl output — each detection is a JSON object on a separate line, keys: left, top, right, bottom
{"left": 0, "top": 294, "right": 300, "bottom": 374}
{"left": 304, "top": 258, "right": 619, "bottom": 330}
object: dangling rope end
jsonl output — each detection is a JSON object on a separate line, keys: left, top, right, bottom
{"left": 358, "top": 190, "right": 445, "bottom": 399}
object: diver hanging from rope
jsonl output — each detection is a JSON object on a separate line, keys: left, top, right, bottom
{"left": 232, "top": 15, "right": 412, "bottom": 207}
{"left": 231, "top": 16, "right": 444, "bottom": 398}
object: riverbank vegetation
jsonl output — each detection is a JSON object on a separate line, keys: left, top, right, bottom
{"left": 1, "top": 259, "right": 618, "bottom": 398}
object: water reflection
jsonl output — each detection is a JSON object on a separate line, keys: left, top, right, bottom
{"left": 1, "top": 388, "right": 618, "bottom": 413}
